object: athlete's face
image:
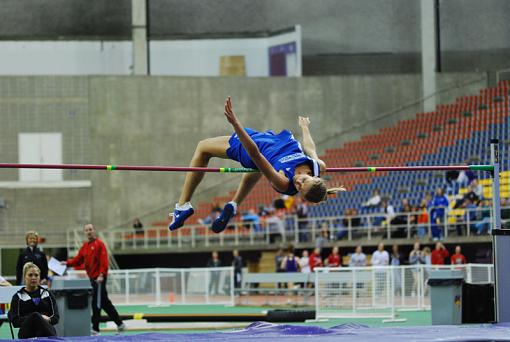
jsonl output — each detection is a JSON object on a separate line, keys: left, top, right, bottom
{"left": 293, "top": 174, "right": 314, "bottom": 193}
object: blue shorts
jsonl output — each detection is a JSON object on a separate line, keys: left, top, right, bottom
{"left": 226, "top": 128, "right": 281, "bottom": 169}
{"left": 226, "top": 128, "right": 259, "bottom": 169}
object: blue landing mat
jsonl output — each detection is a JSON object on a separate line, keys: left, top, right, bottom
{"left": 6, "top": 322, "right": 510, "bottom": 341}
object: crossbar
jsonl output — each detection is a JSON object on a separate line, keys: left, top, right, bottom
{"left": 0, "top": 163, "right": 494, "bottom": 173}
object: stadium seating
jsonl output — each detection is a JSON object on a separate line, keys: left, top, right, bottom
{"left": 170, "top": 80, "right": 510, "bottom": 225}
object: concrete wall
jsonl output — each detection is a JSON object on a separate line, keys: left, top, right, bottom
{"left": 2, "top": 0, "right": 509, "bottom": 55}
{"left": 0, "top": 72, "right": 487, "bottom": 238}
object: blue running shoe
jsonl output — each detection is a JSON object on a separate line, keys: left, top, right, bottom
{"left": 168, "top": 206, "right": 194, "bottom": 231}
{"left": 211, "top": 203, "right": 236, "bottom": 233}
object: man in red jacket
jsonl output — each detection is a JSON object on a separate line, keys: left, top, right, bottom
{"left": 431, "top": 242, "right": 449, "bottom": 265}
{"left": 64, "top": 224, "right": 125, "bottom": 335}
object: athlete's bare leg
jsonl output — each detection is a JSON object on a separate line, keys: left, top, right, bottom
{"left": 231, "top": 173, "right": 263, "bottom": 205}
{"left": 178, "top": 136, "right": 230, "bottom": 205}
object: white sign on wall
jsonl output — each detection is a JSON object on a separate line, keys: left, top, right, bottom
{"left": 18, "top": 133, "right": 63, "bottom": 182}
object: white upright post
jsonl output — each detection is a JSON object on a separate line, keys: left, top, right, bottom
{"left": 490, "top": 139, "right": 510, "bottom": 322}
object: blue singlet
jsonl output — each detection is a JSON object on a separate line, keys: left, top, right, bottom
{"left": 226, "top": 128, "right": 321, "bottom": 195}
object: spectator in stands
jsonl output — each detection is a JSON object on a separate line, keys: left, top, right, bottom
{"left": 409, "top": 242, "right": 424, "bottom": 266}
{"left": 349, "top": 246, "right": 367, "bottom": 267}
{"left": 315, "top": 223, "right": 330, "bottom": 250}
{"left": 273, "top": 195, "right": 286, "bottom": 210}
{"left": 325, "top": 246, "right": 341, "bottom": 267}
{"left": 409, "top": 242, "right": 424, "bottom": 297}
{"left": 380, "top": 200, "right": 396, "bottom": 231}
{"left": 275, "top": 248, "right": 284, "bottom": 272}
{"left": 132, "top": 218, "right": 144, "bottom": 235}
{"left": 450, "top": 245, "right": 467, "bottom": 265}
{"left": 422, "top": 247, "right": 432, "bottom": 265}
{"left": 349, "top": 245, "right": 366, "bottom": 292}
{"left": 241, "top": 209, "right": 261, "bottom": 232}
{"left": 341, "top": 208, "right": 360, "bottom": 239}
{"left": 168, "top": 101, "right": 346, "bottom": 234}
{"left": 431, "top": 242, "right": 449, "bottom": 265}
{"left": 362, "top": 189, "right": 381, "bottom": 208}
{"left": 371, "top": 243, "right": 389, "bottom": 267}
{"left": 454, "top": 180, "right": 482, "bottom": 210}
{"left": 391, "top": 244, "right": 403, "bottom": 265}
{"left": 372, "top": 243, "right": 389, "bottom": 296}
{"left": 132, "top": 218, "right": 144, "bottom": 247}
{"left": 207, "top": 251, "right": 222, "bottom": 295}
{"left": 9, "top": 262, "right": 59, "bottom": 338}
{"left": 309, "top": 247, "right": 323, "bottom": 272}
{"left": 416, "top": 199, "right": 429, "bottom": 238}
{"left": 463, "top": 198, "right": 478, "bottom": 232}
{"left": 299, "top": 250, "right": 311, "bottom": 273}
{"left": 422, "top": 246, "right": 432, "bottom": 295}
{"left": 469, "top": 179, "right": 483, "bottom": 199}
{"left": 281, "top": 244, "right": 300, "bottom": 303}
{"left": 445, "top": 169, "right": 460, "bottom": 188}
{"left": 294, "top": 196, "right": 309, "bottom": 242}
{"left": 16, "top": 231, "right": 48, "bottom": 286}
{"left": 391, "top": 199, "right": 415, "bottom": 238}
{"left": 429, "top": 187, "right": 449, "bottom": 240}
{"left": 257, "top": 204, "right": 270, "bottom": 217}
{"left": 232, "top": 250, "right": 243, "bottom": 289}
{"left": 475, "top": 200, "right": 492, "bottom": 235}
{"left": 266, "top": 207, "right": 285, "bottom": 243}
{"left": 457, "top": 168, "right": 476, "bottom": 187}
{"left": 198, "top": 207, "right": 222, "bottom": 225}
{"left": 299, "top": 250, "right": 311, "bottom": 288}
{"left": 64, "top": 224, "right": 125, "bottom": 335}
{"left": 390, "top": 244, "right": 404, "bottom": 295}
{"left": 275, "top": 248, "right": 286, "bottom": 289}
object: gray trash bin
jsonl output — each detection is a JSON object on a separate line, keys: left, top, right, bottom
{"left": 427, "top": 270, "right": 464, "bottom": 325}
{"left": 51, "top": 278, "right": 92, "bottom": 337}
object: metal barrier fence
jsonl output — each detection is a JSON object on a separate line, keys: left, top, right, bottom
{"left": 314, "top": 263, "right": 493, "bottom": 319}
{"left": 70, "top": 206, "right": 509, "bottom": 251}
{"left": 66, "top": 267, "right": 235, "bottom": 306}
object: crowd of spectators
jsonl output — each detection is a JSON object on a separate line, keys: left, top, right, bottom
{"left": 273, "top": 241, "right": 467, "bottom": 276}
{"left": 196, "top": 164, "right": 509, "bottom": 246}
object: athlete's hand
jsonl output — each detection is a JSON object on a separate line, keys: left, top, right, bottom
{"left": 224, "top": 96, "right": 239, "bottom": 126}
{"left": 298, "top": 116, "right": 310, "bottom": 128}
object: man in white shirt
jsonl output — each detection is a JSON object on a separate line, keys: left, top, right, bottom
{"left": 362, "top": 189, "right": 381, "bottom": 208}
{"left": 371, "top": 243, "right": 389, "bottom": 266}
{"left": 371, "top": 243, "right": 389, "bottom": 296}
{"left": 349, "top": 246, "right": 367, "bottom": 267}
{"left": 381, "top": 200, "right": 396, "bottom": 225}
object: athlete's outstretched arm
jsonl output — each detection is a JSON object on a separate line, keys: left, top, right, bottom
{"left": 224, "top": 97, "right": 288, "bottom": 192}
{"left": 298, "top": 116, "right": 326, "bottom": 171}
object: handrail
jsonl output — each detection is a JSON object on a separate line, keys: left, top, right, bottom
{"left": 64, "top": 205, "right": 507, "bottom": 251}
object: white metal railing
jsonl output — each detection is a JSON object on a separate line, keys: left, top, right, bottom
{"left": 64, "top": 267, "right": 235, "bottom": 306}
{"left": 2, "top": 264, "right": 491, "bottom": 309}
{"left": 314, "top": 263, "right": 493, "bottom": 319}
{"left": 67, "top": 206, "right": 508, "bottom": 251}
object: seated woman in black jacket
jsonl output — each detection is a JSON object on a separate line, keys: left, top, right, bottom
{"left": 9, "top": 262, "right": 59, "bottom": 338}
